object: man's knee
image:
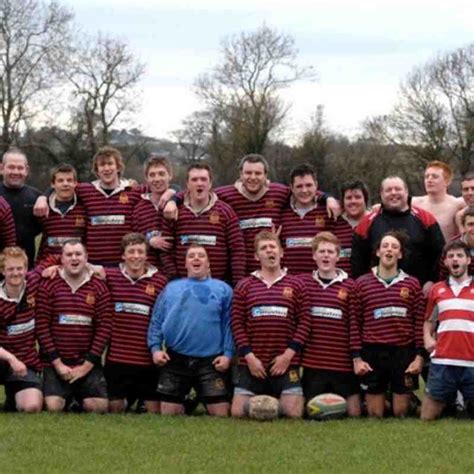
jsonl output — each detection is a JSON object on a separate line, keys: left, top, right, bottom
{"left": 82, "top": 398, "right": 108, "bottom": 413}
{"left": 45, "top": 396, "right": 66, "bottom": 413}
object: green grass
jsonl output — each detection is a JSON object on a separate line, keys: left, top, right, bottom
{"left": 0, "top": 414, "right": 472, "bottom": 473}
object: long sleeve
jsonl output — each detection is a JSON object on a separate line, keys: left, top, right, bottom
{"left": 231, "top": 281, "right": 252, "bottom": 357}
{"left": 147, "top": 289, "right": 167, "bottom": 354}
{"left": 225, "top": 208, "right": 246, "bottom": 285}
{"left": 220, "top": 285, "right": 235, "bottom": 358}
{"left": 36, "top": 281, "right": 58, "bottom": 362}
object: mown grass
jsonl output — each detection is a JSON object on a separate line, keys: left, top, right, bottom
{"left": 0, "top": 413, "right": 472, "bottom": 473}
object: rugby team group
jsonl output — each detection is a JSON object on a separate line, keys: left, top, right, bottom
{"left": 0, "top": 146, "right": 472, "bottom": 421}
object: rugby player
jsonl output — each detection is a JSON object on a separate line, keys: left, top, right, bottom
{"left": 299, "top": 232, "right": 361, "bottom": 417}
{"left": 280, "top": 164, "right": 334, "bottom": 274}
{"left": 352, "top": 231, "right": 426, "bottom": 418}
{"left": 148, "top": 245, "right": 234, "bottom": 416}
{"left": 104, "top": 233, "right": 167, "bottom": 413}
{"left": 421, "top": 240, "right": 474, "bottom": 420}
{"left": 231, "top": 231, "right": 310, "bottom": 418}
{"left": 455, "top": 172, "right": 474, "bottom": 233}
{"left": 160, "top": 163, "right": 245, "bottom": 285}
{"left": 0, "top": 247, "right": 43, "bottom": 412}
{"left": 36, "top": 239, "right": 112, "bottom": 413}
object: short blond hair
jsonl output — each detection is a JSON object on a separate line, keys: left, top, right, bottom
{"left": 0, "top": 246, "right": 28, "bottom": 272}
{"left": 311, "top": 232, "right": 340, "bottom": 254}
{"left": 254, "top": 230, "right": 281, "bottom": 253}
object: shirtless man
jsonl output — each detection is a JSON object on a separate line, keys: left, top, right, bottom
{"left": 455, "top": 172, "right": 474, "bottom": 233}
{"left": 412, "top": 161, "right": 464, "bottom": 241}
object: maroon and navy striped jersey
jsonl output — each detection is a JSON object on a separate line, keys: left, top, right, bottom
{"left": 352, "top": 270, "right": 425, "bottom": 353}
{"left": 280, "top": 201, "right": 334, "bottom": 274}
{"left": 216, "top": 182, "right": 290, "bottom": 274}
{"left": 299, "top": 271, "right": 358, "bottom": 372}
{"left": 105, "top": 265, "right": 167, "bottom": 366}
{"left": 231, "top": 271, "right": 310, "bottom": 367}
{"left": 161, "top": 193, "right": 245, "bottom": 285}
{"left": 36, "top": 272, "right": 112, "bottom": 366}
{"left": 0, "top": 270, "right": 42, "bottom": 371}
{"left": 37, "top": 194, "right": 86, "bottom": 264}
{"left": 333, "top": 215, "right": 355, "bottom": 277}
{"left": 77, "top": 180, "right": 141, "bottom": 265}
{"left": 131, "top": 193, "right": 165, "bottom": 269}
{"left": 0, "top": 195, "right": 16, "bottom": 251}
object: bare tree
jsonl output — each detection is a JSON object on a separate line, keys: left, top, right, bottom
{"left": 365, "top": 43, "right": 474, "bottom": 173}
{"left": 0, "top": 0, "right": 73, "bottom": 149}
{"left": 66, "top": 32, "right": 145, "bottom": 154}
{"left": 190, "top": 24, "right": 315, "bottom": 183}
{"left": 172, "top": 111, "right": 209, "bottom": 163}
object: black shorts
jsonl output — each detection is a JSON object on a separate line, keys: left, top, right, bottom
{"left": 43, "top": 365, "right": 108, "bottom": 401}
{"left": 302, "top": 368, "right": 360, "bottom": 400}
{"left": 157, "top": 350, "right": 230, "bottom": 405}
{"left": 104, "top": 362, "right": 160, "bottom": 402}
{"left": 360, "top": 344, "right": 418, "bottom": 395}
{"left": 234, "top": 365, "right": 303, "bottom": 397}
{"left": 2, "top": 368, "right": 42, "bottom": 412}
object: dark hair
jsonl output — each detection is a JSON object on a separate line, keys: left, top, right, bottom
{"left": 461, "top": 207, "right": 474, "bottom": 225}
{"left": 461, "top": 171, "right": 474, "bottom": 182}
{"left": 121, "top": 232, "right": 148, "bottom": 254}
{"left": 290, "top": 163, "right": 316, "bottom": 185}
{"left": 376, "top": 230, "right": 408, "bottom": 257}
{"left": 340, "top": 179, "right": 369, "bottom": 206}
{"left": 144, "top": 154, "right": 172, "bottom": 176}
{"left": 61, "top": 238, "right": 86, "bottom": 254}
{"left": 186, "top": 163, "right": 213, "bottom": 181}
{"left": 51, "top": 163, "right": 77, "bottom": 182}
{"left": 442, "top": 240, "right": 470, "bottom": 259}
{"left": 238, "top": 154, "right": 269, "bottom": 174}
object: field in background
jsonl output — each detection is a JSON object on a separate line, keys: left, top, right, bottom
{"left": 0, "top": 414, "right": 472, "bottom": 473}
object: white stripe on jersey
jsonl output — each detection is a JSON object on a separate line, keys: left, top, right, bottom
{"left": 438, "top": 319, "right": 474, "bottom": 334}
{"left": 431, "top": 358, "right": 474, "bottom": 367}
{"left": 438, "top": 298, "right": 474, "bottom": 313}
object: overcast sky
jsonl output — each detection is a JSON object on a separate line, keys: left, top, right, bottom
{"left": 64, "top": 0, "right": 473, "bottom": 142}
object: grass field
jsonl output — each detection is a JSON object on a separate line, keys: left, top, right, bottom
{"left": 0, "top": 413, "right": 472, "bottom": 473}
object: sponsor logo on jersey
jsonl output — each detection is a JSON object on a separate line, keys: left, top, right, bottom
{"left": 145, "top": 284, "right": 156, "bottom": 296}
{"left": 119, "top": 193, "right": 129, "bottom": 204}
{"left": 75, "top": 216, "right": 85, "bottom": 227}
{"left": 180, "top": 235, "right": 217, "bottom": 246}
{"left": 315, "top": 217, "right": 326, "bottom": 227}
{"left": 283, "top": 287, "right": 294, "bottom": 298}
{"left": 373, "top": 306, "right": 407, "bottom": 319}
{"left": 58, "top": 314, "right": 92, "bottom": 326}
{"left": 288, "top": 370, "right": 299, "bottom": 383}
{"left": 145, "top": 230, "right": 161, "bottom": 241}
{"left": 338, "top": 289, "right": 348, "bottom": 301}
{"left": 90, "top": 215, "right": 126, "bottom": 226}
{"left": 285, "top": 237, "right": 312, "bottom": 248}
{"left": 265, "top": 199, "right": 275, "bottom": 209}
{"left": 339, "top": 248, "right": 352, "bottom": 258}
{"left": 47, "top": 236, "right": 71, "bottom": 247}
{"left": 239, "top": 218, "right": 273, "bottom": 230}
{"left": 251, "top": 306, "right": 288, "bottom": 318}
{"left": 115, "top": 302, "right": 150, "bottom": 316}
{"left": 7, "top": 319, "right": 35, "bottom": 336}
{"left": 209, "top": 211, "right": 220, "bottom": 224}
{"left": 400, "top": 287, "right": 410, "bottom": 300}
{"left": 85, "top": 293, "right": 96, "bottom": 305}
{"left": 311, "top": 306, "right": 343, "bottom": 319}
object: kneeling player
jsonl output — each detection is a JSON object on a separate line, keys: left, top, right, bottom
{"left": 231, "top": 231, "right": 310, "bottom": 418}
{"left": 36, "top": 240, "right": 112, "bottom": 413}
{"left": 352, "top": 231, "right": 425, "bottom": 418}
{"left": 104, "top": 233, "right": 167, "bottom": 413}
{"left": 148, "top": 245, "right": 234, "bottom": 416}
{"left": 421, "top": 241, "right": 474, "bottom": 420}
{"left": 299, "top": 232, "right": 361, "bottom": 417}
{"left": 0, "top": 247, "right": 43, "bottom": 412}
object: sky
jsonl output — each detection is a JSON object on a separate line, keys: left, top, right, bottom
{"left": 63, "top": 0, "right": 473, "bottom": 142}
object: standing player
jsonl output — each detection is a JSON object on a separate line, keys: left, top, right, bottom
{"left": 280, "top": 164, "right": 334, "bottom": 274}
{"left": 160, "top": 163, "right": 245, "bottom": 285}
{"left": 412, "top": 161, "right": 465, "bottom": 241}
{"left": 148, "top": 245, "right": 234, "bottom": 417}
{"left": 352, "top": 231, "right": 426, "bottom": 417}
{"left": 132, "top": 155, "right": 173, "bottom": 270}
{"left": 231, "top": 231, "right": 310, "bottom": 418}
{"left": 104, "top": 233, "right": 167, "bottom": 413}
{"left": 421, "top": 240, "right": 473, "bottom": 420}
{"left": 36, "top": 164, "right": 86, "bottom": 264}
{"left": 333, "top": 180, "right": 370, "bottom": 276}
{"left": 299, "top": 232, "right": 361, "bottom": 417}
{"left": 455, "top": 172, "right": 474, "bottom": 233}
{"left": 0, "top": 247, "right": 43, "bottom": 412}
{"left": 36, "top": 240, "right": 112, "bottom": 413}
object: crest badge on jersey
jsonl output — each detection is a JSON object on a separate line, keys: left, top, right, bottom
{"left": 75, "top": 216, "right": 85, "bottom": 228}
{"left": 145, "top": 284, "right": 155, "bottom": 296}
{"left": 400, "top": 287, "right": 410, "bottom": 300}
{"left": 288, "top": 370, "right": 299, "bottom": 383}
{"left": 283, "top": 287, "right": 293, "bottom": 298}
{"left": 119, "top": 193, "right": 129, "bottom": 204}
{"left": 315, "top": 217, "right": 325, "bottom": 227}
{"left": 265, "top": 199, "right": 275, "bottom": 209}
{"left": 338, "top": 288, "right": 348, "bottom": 301}
{"left": 214, "top": 378, "right": 225, "bottom": 390}
{"left": 86, "top": 293, "right": 96, "bottom": 305}
{"left": 209, "top": 211, "right": 220, "bottom": 225}
{"left": 27, "top": 294, "right": 35, "bottom": 308}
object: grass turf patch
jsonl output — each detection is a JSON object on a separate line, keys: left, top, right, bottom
{"left": 0, "top": 414, "right": 472, "bottom": 473}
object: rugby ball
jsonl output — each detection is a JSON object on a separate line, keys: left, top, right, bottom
{"left": 248, "top": 395, "right": 280, "bottom": 421}
{"left": 306, "top": 393, "right": 347, "bottom": 420}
